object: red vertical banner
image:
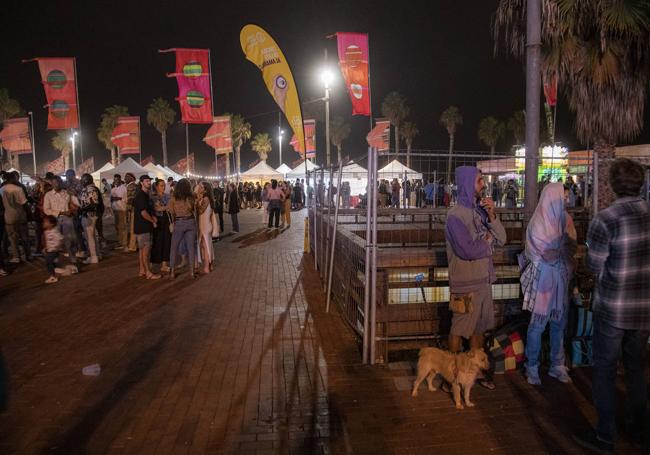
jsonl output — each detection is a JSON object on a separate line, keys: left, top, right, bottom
{"left": 31, "top": 58, "right": 79, "bottom": 129}
{"left": 203, "top": 116, "right": 232, "bottom": 154}
{"left": 161, "top": 48, "right": 213, "bottom": 124}
{"left": 366, "top": 120, "right": 390, "bottom": 151}
{"left": 543, "top": 71, "right": 558, "bottom": 107}
{"left": 111, "top": 116, "right": 141, "bottom": 155}
{"left": 290, "top": 119, "right": 316, "bottom": 159}
{"left": 336, "top": 33, "right": 371, "bottom": 116}
{"left": 172, "top": 153, "right": 195, "bottom": 175}
{"left": 0, "top": 118, "right": 32, "bottom": 154}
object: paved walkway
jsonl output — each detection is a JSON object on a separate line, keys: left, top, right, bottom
{"left": 0, "top": 209, "right": 646, "bottom": 454}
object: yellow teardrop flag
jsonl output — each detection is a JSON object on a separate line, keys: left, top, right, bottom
{"left": 240, "top": 24, "right": 305, "bottom": 154}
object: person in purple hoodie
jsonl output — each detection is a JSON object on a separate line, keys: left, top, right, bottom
{"left": 445, "top": 166, "right": 507, "bottom": 390}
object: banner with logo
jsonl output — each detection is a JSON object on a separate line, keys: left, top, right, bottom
{"left": 543, "top": 71, "right": 558, "bottom": 107}
{"left": 111, "top": 116, "right": 141, "bottom": 155}
{"left": 336, "top": 33, "right": 371, "bottom": 116}
{"left": 366, "top": 120, "right": 390, "bottom": 151}
{"left": 76, "top": 156, "right": 95, "bottom": 175}
{"left": 26, "top": 58, "right": 79, "bottom": 129}
{"left": 160, "top": 48, "right": 213, "bottom": 124}
{"left": 290, "top": 119, "right": 316, "bottom": 159}
{"left": 172, "top": 153, "right": 195, "bottom": 175}
{"left": 0, "top": 118, "right": 32, "bottom": 154}
{"left": 203, "top": 116, "right": 232, "bottom": 154}
{"left": 47, "top": 156, "right": 65, "bottom": 175}
{"left": 240, "top": 25, "right": 305, "bottom": 152}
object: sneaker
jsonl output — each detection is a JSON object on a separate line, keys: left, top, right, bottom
{"left": 54, "top": 267, "right": 66, "bottom": 274}
{"left": 67, "top": 265, "right": 79, "bottom": 274}
{"left": 572, "top": 430, "right": 614, "bottom": 455}
{"left": 146, "top": 273, "right": 161, "bottom": 280}
{"left": 45, "top": 276, "right": 58, "bottom": 284}
{"left": 548, "top": 365, "right": 572, "bottom": 383}
{"left": 0, "top": 269, "right": 7, "bottom": 277}
{"left": 75, "top": 251, "right": 85, "bottom": 258}
{"left": 525, "top": 365, "right": 541, "bottom": 385}
{"left": 8, "top": 257, "right": 20, "bottom": 264}
{"left": 83, "top": 256, "right": 99, "bottom": 264}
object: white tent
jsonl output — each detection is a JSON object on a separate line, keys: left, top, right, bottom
{"left": 144, "top": 162, "right": 168, "bottom": 180}
{"left": 276, "top": 163, "right": 292, "bottom": 177}
{"left": 92, "top": 162, "right": 115, "bottom": 183}
{"left": 286, "top": 159, "right": 318, "bottom": 180}
{"left": 240, "top": 160, "right": 282, "bottom": 182}
{"left": 100, "top": 157, "right": 149, "bottom": 181}
{"left": 157, "top": 164, "right": 183, "bottom": 181}
{"left": 378, "top": 159, "right": 423, "bottom": 180}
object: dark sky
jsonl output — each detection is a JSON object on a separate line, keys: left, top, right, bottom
{"left": 2, "top": 0, "right": 649, "bottom": 173}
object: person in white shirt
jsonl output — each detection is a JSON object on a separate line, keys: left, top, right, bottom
{"left": 0, "top": 171, "right": 31, "bottom": 263}
{"left": 43, "top": 176, "right": 79, "bottom": 262}
{"left": 110, "top": 174, "right": 128, "bottom": 249}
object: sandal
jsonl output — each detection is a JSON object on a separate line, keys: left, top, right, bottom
{"left": 477, "top": 378, "right": 496, "bottom": 390}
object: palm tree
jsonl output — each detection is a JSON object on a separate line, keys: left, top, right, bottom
{"left": 250, "top": 133, "right": 272, "bottom": 162}
{"left": 0, "top": 88, "right": 23, "bottom": 169}
{"left": 478, "top": 116, "right": 505, "bottom": 157}
{"left": 330, "top": 116, "right": 351, "bottom": 164}
{"left": 97, "top": 105, "right": 129, "bottom": 165}
{"left": 228, "top": 113, "right": 252, "bottom": 177}
{"left": 400, "top": 121, "right": 419, "bottom": 167}
{"left": 146, "top": 98, "right": 175, "bottom": 167}
{"left": 494, "top": 0, "right": 650, "bottom": 208}
{"left": 52, "top": 130, "right": 72, "bottom": 169}
{"left": 507, "top": 110, "right": 526, "bottom": 146}
{"left": 381, "top": 92, "right": 409, "bottom": 160}
{"left": 440, "top": 106, "right": 463, "bottom": 183}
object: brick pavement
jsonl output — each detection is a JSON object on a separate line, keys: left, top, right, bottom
{"left": 0, "top": 209, "right": 646, "bottom": 454}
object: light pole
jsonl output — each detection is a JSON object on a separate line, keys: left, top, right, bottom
{"left": 278, "top": 128, "right": 284, "bottom": 167}
{"left": 321, "top": 69, "right": 333, "bottom": 167}
{"left": 70, "top": 131, "right": 78, "bottom": 171}
{"left": 28, "top": 111, "right": 36, "bottom": 176}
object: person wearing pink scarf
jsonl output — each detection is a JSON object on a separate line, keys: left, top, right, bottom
{"left": 520, "top": 182, "right": 577, "bottom": 385}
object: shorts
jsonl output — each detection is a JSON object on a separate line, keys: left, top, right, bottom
{"left": 135, "top": 233, "right": 152, "bottom": 248}
{"left": 450, "top": 286, "right": 494, "bottom": 339}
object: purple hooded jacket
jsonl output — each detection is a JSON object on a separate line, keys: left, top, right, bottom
{"left": 445, "top": 166, "right": 507, "bottom": 293}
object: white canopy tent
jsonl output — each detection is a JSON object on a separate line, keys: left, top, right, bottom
{"left": 286, "top": 159, "right": 318, "bottom": 180}
{"left": 378, "top": 159, "right": 423, "bottom": 180}
{"left": 144, "top": 162, "right": 168, "bottom": 180}
{"left": 240, "top": 160, "right": 282, "bottom": 182}
{"left": 317, "top": 162, "right": 368, "bottom": 197}
{"left": 276, "top": 163, "right": 292, "bottom": 177}
{"left": 157, "top": 164, "right": 183, "bottom": 181}
{"left": 100, "top": 157, "right": 149, "bottom": 182}
{"left": 91, "top": 162, "right": 115, "bottom": 183}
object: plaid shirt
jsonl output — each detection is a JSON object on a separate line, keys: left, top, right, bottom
{"left": 586, "top": 196, "right": 650, "bottom": 330}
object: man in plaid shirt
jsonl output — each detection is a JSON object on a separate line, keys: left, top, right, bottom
{"left": 574, "top": 158, "right": 650, "bottom": 453}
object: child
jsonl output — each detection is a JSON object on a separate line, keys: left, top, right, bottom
{"left": 43, "top": 215, "right": 64, "bottom": 284}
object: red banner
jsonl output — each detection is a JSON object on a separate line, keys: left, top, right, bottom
{"left": 0, "top": 118, "right": 32, "bottom": 155}
{"left": 33, "top": 58, "right": 79, "bottom": 129}
{"left": 367, "top": 120, "right": 390, "bottom": 151}
{"left": 543, "top": 72, "right": 558, "bottom": 107}
{"left": 203, "top": 116, "right": 232, "bottom": 154}
{"left": 111, "top": 116, "right": 141, "bottom": 155}
{"left": 76, "top": 156, "right": 95, "bottom": 175}
{"left": 47, "top": 156, "right": 65, "bottom": 175}
{"left": 140, "top": 155, "right": 154, "bottom": 166}
{"left": 162, "top": 48, "right": 213, "bottom": 124}
{"left": 172, "top": 153, "right": 195, "bottom": 175}
{"left": 336, "top": 33, "right": 371, "bottom": 116}
{"left": 290, "top": 119, "right": 316, "bottom": 159}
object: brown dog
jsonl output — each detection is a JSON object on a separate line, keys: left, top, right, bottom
{"left": 411, "top": 347, "right": 490, "bottom": 410}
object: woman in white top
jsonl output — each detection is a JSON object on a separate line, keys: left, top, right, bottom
{"left": 195, "top": 182, "right": 216, "bottom": 274}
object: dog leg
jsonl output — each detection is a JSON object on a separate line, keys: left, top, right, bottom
{"left": 452, "top": 383, "right": 464, "bottom": 410}
{"left": 411, "top": 367, "right": 430, "bottom": 397}
{"left": 426, "top": 371, "right": 437, "bottom": 392}
{"left": 463, "top": 384, "right": 475, "bottom": 407}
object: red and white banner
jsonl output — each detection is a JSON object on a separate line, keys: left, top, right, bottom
{"left": 172, "top": 153, "right": 195, "bottom": 175}
{"left": 161, "top": 48, "right": 213, "bottom": 124}
{"left": 203, "top": 116, "right": 232, "bottom": 154}
{"left": 111, "top": 116, "right": 141, "bottom": 155}
{"left": 140, "top": 155, "right": 154, "bottom": 166}
{"left": 543, "top": 72, "right": 558, "bottom": 107}
{"left": 366, "top": 120, "right": 390, "bottom": 151}
{"left": 47, "top": 156, "right": 65, "bottom": 175}
{"left": 30, "top": 58, "right": 79, "bottom": 129}
{"left": 76, "top": 156, "right": 95, "bottom": 175}
{"left": 0, "top": 118, "right": 32, "bottom": 155}
{"left": 290, "top": 119, "right": 316, "bottom": 159}
{"left": 336, "top": 33, "right": 371, "bottom": 116}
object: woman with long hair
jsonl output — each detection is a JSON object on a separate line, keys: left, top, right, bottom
{"left": 521, "top": 183, "right": 577, "bottom": 385}
{"left": 151, "top": 179, "right": 172, "bottom": 273}
{"left": 195, "top": 181, "right": 216, "bottom": 274}
{"left": 168, "top": 178, "right": 197, "bottom": 279}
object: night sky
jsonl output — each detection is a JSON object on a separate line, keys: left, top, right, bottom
{"left": 2, "top": 0, "right": 649, "bottom": 173}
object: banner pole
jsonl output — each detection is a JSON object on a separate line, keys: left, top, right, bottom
{"left": 73, "top": 57, "right": 84, "bottom": 163}
{"left": 185, "top": 123, "right": 190, "bottom": 177}
{"left": 29, "top": 112, "right": 37, "bottom": 175}
{"left": 367, "top": 33, "right": 374, "bottom": 133}
{"left": 139, "top": 117, "right": 142, "bottom": 164}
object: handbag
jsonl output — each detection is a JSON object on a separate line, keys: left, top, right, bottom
{"left": 449, "top": 293, "right": 474, "bottom": 314}
{"left": 166, "top": 211, "right": 174, "bottom": 234}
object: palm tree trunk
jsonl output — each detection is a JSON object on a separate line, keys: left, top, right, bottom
{"left": 595, "top": 141, "right": 616, "bottom": 211}
{"left": 446, "top": 134, "right": 454, "bottom": 184}
{"left": 491, "top": 145, "right": 495, "bottom": 158}
{"left": 11, "top": 153, "right": 20, "bottom": 171}
{"left": 236, "top": 145, "right": 242, "bottom": 177}
{"left": 407, "top": 144, "right": 411, "bottom": 168}
{"left": 111, "top": 147, "right": 117, "bottom": 166}
{"left": 395, "top": 124, "right": 400, "bottom": 162}
{"left": 225, "top": 153, "right": 231, "bottom": 179}
{"left": 162, "top": 130, "right": 168, "bottom": 167}
{"left": 63, "top": 151, "right": 70, "bottom": 170}
{"left": 337, "top": 145, "right": 342, "bottom": 164}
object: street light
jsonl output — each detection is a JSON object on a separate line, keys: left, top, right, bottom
{"left": 320, "top": 68, "right": 333, "bottom": 166}
{"left": 278, "top": 129, "right": 284, "bottom": 167}
{"left": 70, "top": 131, "right": 78, "bottom": 171}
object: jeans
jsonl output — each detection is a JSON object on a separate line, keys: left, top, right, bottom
{"left": 58, "top": 216, "right": 78, "bottom": 259}
{"left": 5, "top": 222, "right": 30, "bottom": 260}
{"left": 230, "top": 213, "right": 239, "bottom": 232}
{"left": 81, "top": 214, "right": 99, "bottom": 259}
{"left": 592, "top": 317, "right": 649, "bottom": 443}
{"left": 169, "top": 218, "right": 196, "bottom": 270}
{"left": 268, "top": 207, "right": 280, "bottom": 228}
{"left": 45, "top": 251, "right": 59, "bottom": 275}
{"left": 216, "top": 209, "right": 224, "bottom": 233}
{"left": 114, "top": 210, "right": 128, "bottom": 247}
{"left": 525, "top": 309, "right": 568, "bottom": 369}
